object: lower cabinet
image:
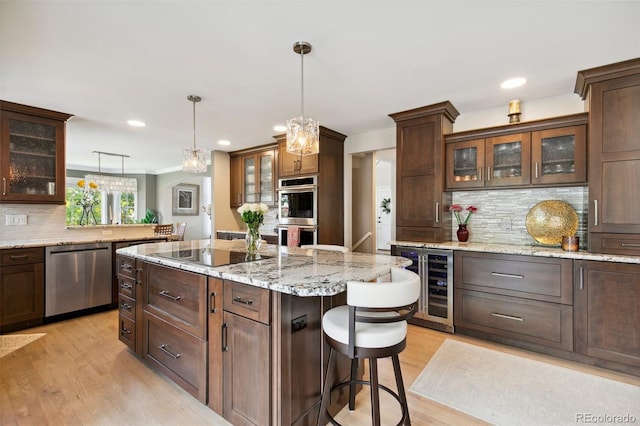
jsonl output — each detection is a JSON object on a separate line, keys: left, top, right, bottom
{"left": 221, "top": 280, "right": 271, "bottom": 426}
{"left": 0, "top": 247, "right": 45, "bottom": 333}
{"left": 454, "top": 251, "right": 574, "bottom": 352}
{"left": 574, "top": 260, "right": 640, "bottom": 369}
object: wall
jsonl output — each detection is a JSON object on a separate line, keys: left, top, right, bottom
{"left": 351, "top": 155, "right": 374, "bottom": 253}
{"left": 156, "top": 169, "right": 211, "bottom": 241}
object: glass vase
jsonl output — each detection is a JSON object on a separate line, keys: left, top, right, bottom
{"left": 245, "top": 225, "right": 262, "bottom": 254}
{"left": 456, "top": 224, "right": 469, "bottom": 242}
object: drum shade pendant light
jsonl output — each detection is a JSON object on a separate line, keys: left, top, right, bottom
{"left": 286, "top": 41, "right": 319, "bottom": 158}
{"left": 183, "top": 95, "right": 208, "bottom": 173}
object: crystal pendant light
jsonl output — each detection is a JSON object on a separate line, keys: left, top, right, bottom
{"left": 85, "top": 151, "right": 137, "bottom": 194}
{"left": 183, "top": 95, "right": 208, "bottom": 173}
{"left": 286, "top": 41, "right": 319, "bottom": 158}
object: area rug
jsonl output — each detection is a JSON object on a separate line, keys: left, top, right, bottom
{"left": 410, "top": 339, "right": 640, "bottom": 426}
{"left": 0, "top": 333, "right": 46, "bottom": 358}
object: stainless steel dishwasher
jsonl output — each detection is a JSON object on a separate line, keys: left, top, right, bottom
{"left": 45, "top": 242, "right": 113, "bottom": 317}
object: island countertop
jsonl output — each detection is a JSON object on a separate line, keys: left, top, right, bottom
{"left": 116, "top": 239, "right": 412, "bottom": 297}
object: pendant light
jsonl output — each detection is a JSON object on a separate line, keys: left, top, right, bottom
{"left": 183, "top": 95, "right": 208, "bottom": 173}
{"left": 85, "top": 151, "right": 137, "bottom": 194}
{"left": 286, "top": 41, "right": 319, "bottom": 158}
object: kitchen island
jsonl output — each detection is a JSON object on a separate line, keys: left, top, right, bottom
{"left": 115, "top": 239, "right": 410, "bottom": 426}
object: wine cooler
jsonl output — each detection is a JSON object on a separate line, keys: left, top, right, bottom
{"left": 391, "top": 245, "right": 453, "bottom": 333}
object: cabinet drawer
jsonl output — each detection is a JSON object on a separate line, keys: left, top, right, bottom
{"left": 455, "top": 290, "right": 573, "bottom": 351}
{"left": 1, "top": 247, "right": 44, "bottom": 266}
{"left": 118, "top": 275, "right": 136, "bottom": 299}
{"left": 118, "top": 314, "right": 135, "bottom": 350}
{"left": 143, "top": 313, "right": 206, "bottom": 403}
{"left": 396, "top": 226, "right": 444, "bottom": 243}
{"left": 589, "top": 233, "right": 640, "bottom": 257}
{"left": 144, "top": 263, "right": 207, "bottom": 339}
{"left": 224, "top": 280, "right": 270, "bottom": 324}
{"left": 119, "top": 294, "right": 135, "bottom": 320}
{"left": 455, "top": 252, "right": 572, "bottom": 304}
{"left": 116, "top": 255, "right": 137, "bottom": 278}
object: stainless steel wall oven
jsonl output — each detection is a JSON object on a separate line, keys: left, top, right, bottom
{"left": 277, "top": 175, "right": 317, "bottom": 226}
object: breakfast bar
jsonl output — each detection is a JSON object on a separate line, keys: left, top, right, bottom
{"left": 115, "top": 239, "right": 411, "bottom": 426}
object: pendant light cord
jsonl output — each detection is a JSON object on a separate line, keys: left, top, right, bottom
{"left": 300, "top": 46, "right": 305, "bottom": 121}
{"left": 192, "top": 98, "right": 197, "bottom": 151}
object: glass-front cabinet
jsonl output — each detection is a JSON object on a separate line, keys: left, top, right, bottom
{"left": 1, "top": 101, "right": 72, "bottom": 204}
{"left": 229, "top": 146, "right": 276, "bottom": 208}
{"left": 445, "top": 115, "right": 587, "bottom": 190}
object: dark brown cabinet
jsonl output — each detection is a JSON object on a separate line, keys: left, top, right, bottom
{"left": 574, "top": 260, "right": 640, "bottom": 373}
{"left": 116, "top": 254, "right": 143, "bottom": 354}
{"left": 454, "top": 251, "right": 574, "bottom": 352}
{"left": 275, "top": 127, "right": 347, "bottom": 246}
{"left": 390, "top": 101, "right": 459, "bottom": 242}
{"left": 229, "top": 145, "right": 277, "bottom": 208}
{"left": 141, "top": 262, "right": 208, "bottom": 403}
{"left": 445, "top": 115, "right": 587, "bottom": 190}
{"left": 0, "top": 101, "right": 72, "bottom": 204}
{"left": 0, "top": 247, "right": 44, "bottom": 333}
{"left": 575, "top": 58, "right": 640, "bottom": 256}
{"left": 207, "top": 277, "right": 224, "bottom": 414}
{"left": 222, "top": 280, "right": 271, "bottom": 426}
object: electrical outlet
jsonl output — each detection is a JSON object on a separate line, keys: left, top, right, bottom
{"left": 291, "top": 315, "right": 307, "bottom": 332}
{"left": 501, "top": 217, "right": 512, "bottom": 231}
{"left": 5, "top": 214, "right": 27, "bottom": 225}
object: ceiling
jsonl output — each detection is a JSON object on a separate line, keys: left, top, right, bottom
{"left": 1, "top": 1, "right": 638, "bottom": 174}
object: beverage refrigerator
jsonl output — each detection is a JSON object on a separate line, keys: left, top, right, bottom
{"left": 391, "top": 245, "right": 454, "bottom": 333}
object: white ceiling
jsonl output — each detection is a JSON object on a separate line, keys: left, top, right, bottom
{"left": 2, "top": 1, "right": 639, "bottom": 174}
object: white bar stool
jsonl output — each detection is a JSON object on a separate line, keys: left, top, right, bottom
{"left": 317, "top": 267, "right": 420, "bottom": 426}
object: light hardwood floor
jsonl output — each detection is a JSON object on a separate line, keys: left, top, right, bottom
{"left": 1, "top": 310, "right": 638, "bottom": 425}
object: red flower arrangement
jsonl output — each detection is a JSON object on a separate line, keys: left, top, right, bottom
{"left": 449, "top": 204, "right": 477, "bottom": 225}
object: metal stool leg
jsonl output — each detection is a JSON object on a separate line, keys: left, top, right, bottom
{"left": 369, "top": 358, "right": 381, "bottom": 426}
{"left": 392, "top": 354, "right": 411, "bottom": 425}
{"left": 318, "top": 347, "right": 337, "bottom": 426}
{"left": 348, "top": 358, "right": 358, "bottom": 410}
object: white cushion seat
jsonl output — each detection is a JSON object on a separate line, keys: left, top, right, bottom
{"left": 322, "top": 306, "right": 406, "bottom": 349}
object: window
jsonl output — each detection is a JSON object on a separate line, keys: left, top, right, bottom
{"left": 65, "top": 177, "right": 137, "bottom": 225}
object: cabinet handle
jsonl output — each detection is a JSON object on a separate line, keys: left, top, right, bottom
{"left": 222, "top": 323, "right": 229, "bottom": 352}
{"left": 593, "top": 200, "right": 598, "bottom": 226}
{"left": 10, "top": 254, "right": 29, "bottom": 260}
{"left": 159, "top": 344, "right": 181, "bottom": 359}
{"left": 491, "top": 272, "right": 524, "bottom": 279}
{"left": 159, "top": 290, "right": 181, "bottom": 301}
{"left": 210, "top": 291, "right": 218, "bottom": 313}
{"left": 535, "top": 162, "right": 539, "bottom": 179}
{"left": 491, "top": 312, "right": 524, "bottom": 322}
{"left": 579, "top": 265, "right": 584, "bottom": 290}
{"left": 120, "top": 282, "right": 132, "bottom": 290}
{"left": 478, "top": 167, "right": 482, "bottom": 182}
{"left": 487, "top": 167, "right": 491, "bottom": 181}
{"left": 2, "top": 177, "right": 5, "bottom": 195}
{"left": 120, "top": 302, "right": 132, "bottom": 311}
{"left": 120, "top": 327, "right": 131, "bottom": 336}
{"left": 435, "top": 202, "right": 439, "bottom": 223}
{"left": 233, "top": 296, "right": 253, "bottom": 306}
{"left": 621, "top": 243, "right": 640, "bottom": 247}
{"left": 121, "top": 262, "right": 133, "bottom": 272}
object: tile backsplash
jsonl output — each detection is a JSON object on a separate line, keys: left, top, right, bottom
{"left": 451, "top": 186, "right": 588, "bottom": 248}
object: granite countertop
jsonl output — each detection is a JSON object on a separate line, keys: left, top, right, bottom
{"left": 116, "top": 239, "right": 412, "bottom": 297}
{"left": 391, "top": 240, "right": 640, "bottom": 264}
{"left": 0, "top": 235, "right": 178, "bottom": 250}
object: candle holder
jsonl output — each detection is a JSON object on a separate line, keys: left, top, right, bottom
{"left": 508, "top": 99, "right": 521, "bottom": 123}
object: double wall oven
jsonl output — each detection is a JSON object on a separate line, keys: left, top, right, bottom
{"left": 277, "top": 175, "right": 318, "bottom": 246}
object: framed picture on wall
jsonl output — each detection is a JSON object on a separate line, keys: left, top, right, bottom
{"left": 172, "top": 183, "right": 200, "bottom": 216}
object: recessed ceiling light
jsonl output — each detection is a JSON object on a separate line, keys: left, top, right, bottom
{"left": 501, "top": 77, "right": 527, "bottom": 89}
{"left": 127, "top": 120, "right": 146, "bottom": 127}
{"left": 217, "top": 140, "right": 231, "bottom": 146}
{"left": 273, "top": 125, "right": 287, "bottom": 132}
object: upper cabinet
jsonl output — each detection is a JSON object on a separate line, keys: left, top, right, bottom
{"left": 575, "top": 58, "right": 640, "bottom": 256}
{"left": 278, "top": 141, "right": 319, "bottom": 177}
{"left": 445, "top": 114, "right": 587, "bottom": 190}
{"left": 390, "top": 101, "right": 459, "bottom": 243}
{"left": 1, "top": 101, "right": 73, "bottom": 204}
{"left": 229, "top": 145, "right": 277, "bottom": 208}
